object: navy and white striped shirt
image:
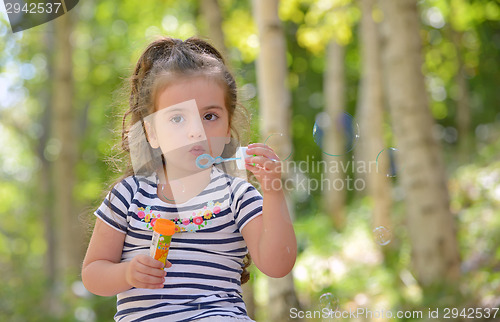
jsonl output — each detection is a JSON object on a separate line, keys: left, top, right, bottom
{"left": 95, "top": 167, "right": 263, "bottom": 321}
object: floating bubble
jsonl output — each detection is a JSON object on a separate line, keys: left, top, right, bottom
{"left": 240, "top": 83, "right": 257, "bottom": 101}
{"left": 376, "top": 147, "right": 399, "bottom": 177}
{"left": 74, "top": 306, "right": 96, "bottom": 322}
{"left": 313, "top": 112, "right": 359, "bottom": 156}
{"left": 319, "top": 292, "right": 339, "bottom": 311}
{"left": 71, "top": 281, "right": 92, "bottom": 299}
{"left": 263, "top": 133, "right": 292, "bottom": 161}
{"left": 373, "top": 226, "right": 392, "bottom": 246}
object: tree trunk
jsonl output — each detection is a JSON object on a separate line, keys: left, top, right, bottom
{"left": 450, "top": 29, "right": 472, "bottom": 158}
{"left": 242, "top": 280, "right": 256, "bottom": 320}
{"left": 40, "top": 80, "right": 58, "bottom": 314}
{"left": 52, "top": 12, "right": 82, "bottom": 288}
{"left": 379, "top": 0, "right": 460, "bottom": 287}
{"left": 356, "top": 0, "right": 391, "bottom": 230}
{"left": 199, "top": 0, "right": 228, "bottom": 59}
{"left": 323, "top": 40, "right": 347, "bottom": 230}
{"left": 253, "top": 0, "right": 301, "bottom": 320}
{"left": 30, "top": 22, "right": 59, "bottom": 315}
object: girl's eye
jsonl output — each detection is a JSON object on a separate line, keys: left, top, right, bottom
{"left": 170, "top": 115, "right": 184, "bottom": 123}
{"left": 204, "top": 113, "right": 219, "bottom": 121}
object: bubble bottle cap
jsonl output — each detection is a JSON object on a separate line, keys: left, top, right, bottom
{"left": 235, "top": 146, "right": 250, "bottom": 170}
{"left": 153, "top": 218, "right": 176, "bottom": 236}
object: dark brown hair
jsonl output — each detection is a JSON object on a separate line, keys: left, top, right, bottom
{"left": 123, "top": 37, "right": 243, "bottom": 158}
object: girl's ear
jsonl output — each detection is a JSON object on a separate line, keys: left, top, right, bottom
{"left": 144, "top": 121, "right": 160, "bottom": 149}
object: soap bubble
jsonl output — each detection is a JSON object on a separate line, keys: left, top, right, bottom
{"left": 263, "top": 133, "right": 292, "bottom": 161}
{"left": 373, "top": 226, "right": 392, "bottom": 246}
{"left": 376, "top": 147, "right": 399, "bottom": 177}
{"left": 74, "top": 306, "right": 96, "bottom": 322}
{"left": 71, "top": 281, "right": 92, "bottom": 299}
{"left": 313, "top": 112, "right": 359, "bottom": 156}
{"left": 319, "top": 292, "right": 339, "bottom": 311}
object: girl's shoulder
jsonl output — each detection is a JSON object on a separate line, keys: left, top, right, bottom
{"left": 110, "top": 173, "right": 157, "bottom": 197}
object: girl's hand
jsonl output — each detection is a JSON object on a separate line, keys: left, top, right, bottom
{"left": 245, "top": 143, "right": 282, "bottom": 194}
{"left": 125, "top": 254, "right": 172, "bottom": 289}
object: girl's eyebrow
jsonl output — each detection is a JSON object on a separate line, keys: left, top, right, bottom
{"left": 158, "top": 105, "right": 194, "bottom": 114}
{"left": 163, "top": 107, "right": 183, "bottom": 113}
{"left": 157, "top": 107, "right": 185, "bottom": 114}
{"left": 202, "top": 105, "right": 224, "bottom": 111}
{"left": 159, "top": 105, "right": 223, "bottom": 113}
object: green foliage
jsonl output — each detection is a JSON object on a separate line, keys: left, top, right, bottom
{"left": 278, "top": 137, "right": 500, "bottom": 320}
{"left": 280, "top": 0, "right": 359, "bottom": 52}
{"left": 1, "top": 0, "right": 500, "bottom": 320}
{"left": 420, "top": 0, "right": 500, "bottom": 128}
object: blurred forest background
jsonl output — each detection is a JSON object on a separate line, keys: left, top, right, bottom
{"left": 1, "top": 0, "right": 499, "bottom": 321}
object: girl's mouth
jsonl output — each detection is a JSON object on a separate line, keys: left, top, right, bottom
{"left": 189, "top": 145, "right": 206, "bottom": 156}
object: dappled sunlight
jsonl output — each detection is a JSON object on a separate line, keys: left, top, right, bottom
{"left": 1, "top": 0, "right": 500, "bottom": 320}
{"left": 289, "top": 208, "right": 396, "bottom": 317}
{"left": 341, "top": 228, "right": 383, "bottom": 265}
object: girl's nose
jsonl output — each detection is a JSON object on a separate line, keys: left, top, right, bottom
{"left": 188, "top": 122, "right": 205, "bottom": 139}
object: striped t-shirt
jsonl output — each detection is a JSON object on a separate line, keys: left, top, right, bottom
{"left": 95, "top": 167, "right": 263, "bottom": 321}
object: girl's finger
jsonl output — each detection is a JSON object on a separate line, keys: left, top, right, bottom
{"left": 245, "top": 146, "right": 279, "bottom": 162}
{"left": 137, "top": 254, "right": 165, "bottom": 269}
{"left": 245, "top": 156, "right": 280, "bottom": 171}
{"left": 245, "top": 155, "right": 281, "bottom": 171}
{"left": 247, "top": 143, "right": 273, "bottom": 151}
{"left": 245, "top": 160, "right": 281, "bottom": 177}
{"left": 247, "top": 143, "right": 266, "bottom": 148}
{"left": 136, "top": 273, "right": 165, "bottom": 285}
{"left": 245, "top": 160, "right": 264, "bottom": 173}
{"left": 136, "top": 261, "right": 166, "bottom": 278}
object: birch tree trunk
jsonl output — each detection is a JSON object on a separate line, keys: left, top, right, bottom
{"left": 52, "top": 12, "right": 82, "bottom": 290}
{"left": 32, "top": 22, "right": 59, "bottom": 314}
{"left": 323, "top": 40, "right": 346, "bottom": 229}
{"left": 199, "top": 0, "right": 228, "bottom": 59}
{"left": 379, "top": 0, "right": 461, "bottom": 287}
{"left": 356, "top": 0, "right": 391, "bottom": 230}
{"left": 41, "top": 77, "right": 58, "bottom": 314}
{"left": 253, "top": 0, "right": 301, "bottom": 320}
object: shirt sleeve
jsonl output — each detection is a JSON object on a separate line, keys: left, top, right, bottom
{"left": 94, "top": 177, "right": 137, "bottom": 234}
{"left": 231, "top": 180, "right": 263, "bottom": 232}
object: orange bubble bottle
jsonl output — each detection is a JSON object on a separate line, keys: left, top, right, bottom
{"left": 149, "top": 219, "right": 175, "bottom": 266}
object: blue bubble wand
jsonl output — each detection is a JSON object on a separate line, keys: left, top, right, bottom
{"left": 196, "top": 146, "right": 279, "bottom": 170}
{"left": 196, "top": 154, "right": 241, "bottom": 169}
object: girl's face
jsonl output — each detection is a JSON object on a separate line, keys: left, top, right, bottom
{"left": 147, "top": 76, "right": 230, "bottom": 173}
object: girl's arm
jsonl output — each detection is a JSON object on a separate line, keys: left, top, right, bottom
{"left": 240, "top": 143, "right": 297, "bottom": 278}
{"left": 82, "top": 219, "right": 167, "bottom": 296}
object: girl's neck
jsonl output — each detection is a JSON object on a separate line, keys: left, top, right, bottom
{"left": 157, "top": 167, "right": 212, "bottom": 204}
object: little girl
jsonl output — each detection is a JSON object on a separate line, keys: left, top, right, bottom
{"left": 82, "top": 37, "right": 297, "bottom": 321}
